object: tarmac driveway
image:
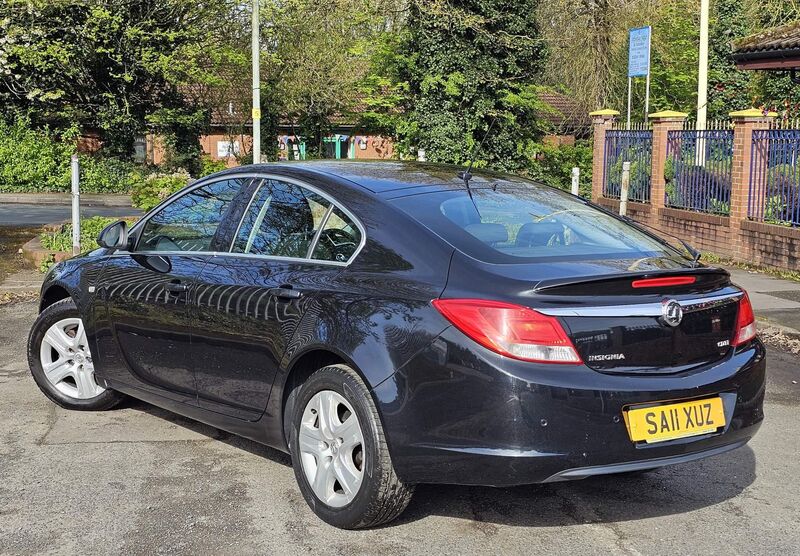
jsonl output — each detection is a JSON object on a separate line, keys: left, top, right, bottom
{"left": 1, "top": 301, "right": 798, "bottom": 555}
{"left": 0, "top": 204, "right": 140, "bottom": 226}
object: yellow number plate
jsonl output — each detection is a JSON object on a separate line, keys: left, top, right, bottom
{"left": 625, "top": 397, "right": 725, "bottom": 444}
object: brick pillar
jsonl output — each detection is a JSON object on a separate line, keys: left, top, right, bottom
{"left": 648, "top": 111, "right": 687, "bottom": 227}
{"left": 589, "top": 109, "right": 619, "bottom": 202}
{"left": 729, "top": 108, "right": 776, "bottom": 261}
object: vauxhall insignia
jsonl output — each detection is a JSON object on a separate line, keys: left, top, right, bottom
{"left": 661, "top": 299, "right": 683, "bottom": 327}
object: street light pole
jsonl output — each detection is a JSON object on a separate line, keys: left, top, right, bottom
{"left": 251, "top": 0, "right": 261, "bottom": 164}
{"left": 696, "top": 0, "right": 709, "bottom": 131}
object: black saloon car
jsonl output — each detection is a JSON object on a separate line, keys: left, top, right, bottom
{"left": 28, "top": 162, "right": 765, "bottom": 529}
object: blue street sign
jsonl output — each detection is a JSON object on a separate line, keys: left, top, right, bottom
{"left": 628, "top": 26, "right": 651, "bottom": 78}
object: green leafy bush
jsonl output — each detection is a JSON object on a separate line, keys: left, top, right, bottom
{"left": 199, "top": 155, "right": 227, "bottom": 177}
{"left": 131, "top": 170, "right": 192, "bottom": 211}
{"left": 0, "top": 117, "right": 72, "bottom": 192}
{"left": 40, "top": 216, "right": 139, "bottom": 255}
{"left": 527, "top": 141, "right": 593, "bottom": 197}
{"left": 79, "top": 156, "right": 148, "bottom": 193}
{"left": 709, "top": 198, "right": 730, "bottom": 215}
{"left": 0, "top": 117, "right": 147, "bottom": 193}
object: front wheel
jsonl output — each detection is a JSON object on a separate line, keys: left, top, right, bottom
{"left": 288, "top": 364, "right": 414, "bottom": 529}
{"left": 27, "top": 298, "right": 124, "bottom": 411}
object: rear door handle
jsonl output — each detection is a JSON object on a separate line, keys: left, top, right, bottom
{"left": 268, "top": 286, "right": 302, "bottom": 300}
{"left": 165, "top": 281, "right": 190, "bottom": 294}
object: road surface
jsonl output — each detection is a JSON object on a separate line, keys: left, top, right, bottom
{"left": 0, "top": 203, "right": 140, "bottom": 226}
{"left": 0, "top": 301, "right": 797, "bottom": 555}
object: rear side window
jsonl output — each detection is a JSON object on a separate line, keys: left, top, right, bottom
{"left": 231, "top": 179, "right": 330, "bottom": 258}
{"left": 138, "top": 179, "right": 245, "bottom": 252}
{"left": 311, "top": 206, "right": 362, "bottom": 263}
{"left": 392, "top": 186, "right": 676, "bottom": 263}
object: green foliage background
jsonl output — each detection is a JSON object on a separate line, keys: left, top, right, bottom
{"left": 2, "top": 0, "right": 800, "bottom": 196}
{"left": 40, "top": 216, "right": 138, "bottom": 254}
{"left": 0, "top": 117, "right": 145, "bottom": 193}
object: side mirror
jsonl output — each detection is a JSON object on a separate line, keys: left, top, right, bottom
{"left": 98, "top": 220, "right": 128, "bottom": 251}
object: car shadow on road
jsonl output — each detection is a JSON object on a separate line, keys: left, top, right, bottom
{"left": 124, "top": 398, "right": 756, "bottom": 528}
{"left": 393, "top": 445, "right": 756, "bottom": 528}
{"left": 122, "top": 398, "right": 292, "bottom": 466}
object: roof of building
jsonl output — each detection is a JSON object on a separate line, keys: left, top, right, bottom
{"left": 734, "top": 21, "right": 800, "bottom": 54}
{"left": 732, "top": 21, "right": 800, "bottom": 69}
{"left": 537, "top": 90, "right": 591, "bottom": 135}
{"left": 201, "top": 89, "right": 590, "bottom": 136}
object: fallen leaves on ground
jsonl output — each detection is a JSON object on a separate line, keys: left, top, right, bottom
{"left": 0, "top": 291, "right": 39, "bottom": 306}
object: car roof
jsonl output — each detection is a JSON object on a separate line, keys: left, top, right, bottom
{"left": 221, "top": 160, "right": 529, "bottom": 196}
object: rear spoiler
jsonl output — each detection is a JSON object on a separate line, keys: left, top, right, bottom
{"left": 533, "top": 267, "right": 731, "bottom": 296}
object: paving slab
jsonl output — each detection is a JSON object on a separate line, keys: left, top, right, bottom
{"left": 0, "top": 268, "right": 43, "bottom": 293}
{"left": 724, "top": 266, "right": 800, "bottom": 335}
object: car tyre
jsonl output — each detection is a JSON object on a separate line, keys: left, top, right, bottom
{"left": 28, "top": 298, "right": 124, "bottom": 411}
{"left": 288, "top": 364, "right": 414, "bottom": 529}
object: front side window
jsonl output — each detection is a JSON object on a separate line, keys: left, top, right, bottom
{"left": 138, "top": 179, "right": 245, "bottom": 252}
{"left": 231, "top": 179, "right": 330, "bottom": 258}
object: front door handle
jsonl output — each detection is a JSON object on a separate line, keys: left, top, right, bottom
{"left": 268, "top": 286, "right": 302, "bottom": 300}
{"left": 165, "top": 281, "right": 190, "bottom": 294}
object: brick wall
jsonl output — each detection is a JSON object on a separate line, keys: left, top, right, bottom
{"left": 596, "top": 198, "right": 653, "bottom": 223}
{"left": 740, "top": 220, "right": 800, "bottom": 270}
{"left": 657, "top": 208, "right": 732, "bottom": 256}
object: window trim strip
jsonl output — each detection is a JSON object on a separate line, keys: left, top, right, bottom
{"left": 306, "top": 203, "right": 335, "bottom": 259}
{"left": 229, "top": 178, "right": 264, "bottom": 252}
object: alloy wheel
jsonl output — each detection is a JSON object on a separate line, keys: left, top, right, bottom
{"left": 39, "top": 318, "right": 104, "bottom": 400}
{"left": 299, "top": 390, "right": 365, "bottom": 507}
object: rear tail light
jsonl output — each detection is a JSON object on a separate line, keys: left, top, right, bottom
{"left": 432, "top": 299, "right": 582, "bottom": 364}
{"left": 732, "top": 291, "right": 756, "bottom": 346}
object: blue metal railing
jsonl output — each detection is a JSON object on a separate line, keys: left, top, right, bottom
{"left": 603, "top": 130, "right": 652, "bottom": 203}
{"left": 749, "top": 129, "right": 800, "bottom": 227}
{"left": 665, "top": 130, "right": 733, "bottom": 215}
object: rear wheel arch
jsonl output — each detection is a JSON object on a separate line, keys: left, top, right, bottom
{"left": 280, "top": 348, "right": 380, "bottom": 447}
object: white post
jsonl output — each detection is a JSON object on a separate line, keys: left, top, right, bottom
{"left": 417, "top": 148, "right": 426, "bottom": 162}
{"left": 626, "top": 77, "right": 632, "bottom": 130}
{"left": 571, "top": 167, "right": 580, "bottom": 196}
{"left": 694, "top": 0, "right": 710, "bottom": 167}
{"left": 619, "top": 161, "right": 631, "bottom": 217}
{"left": 696, "top": 0, "right": 709, "bottom": 131}
{"left": 251, "top": 0, "right": 261, "bottom": 164}
{"left": 70, "top": 154, "right": 80, "bottom": 255}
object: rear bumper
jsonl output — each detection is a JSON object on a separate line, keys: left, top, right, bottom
{"left": 542, "top": 438, "right": 750, "bottom": 482}
{"left": 372, "top": 327, "right": 766, "bottom": 487}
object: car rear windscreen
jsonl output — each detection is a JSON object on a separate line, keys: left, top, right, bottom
{"left": 392, "top": 185, "right": 680, "bottom": 264}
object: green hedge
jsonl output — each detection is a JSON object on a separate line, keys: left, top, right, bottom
{"left": 527, "top": 141, "right": 593, "bottom": 197}
{"left": 130, "top": 171, "right": 192, "bottom": 211}
{"left": 0, "top": 117, "right": 148, "bottom": 194}
{"left": 0, "top": 118, "right": 229, "bottom": 196}
{"left": 40, "top": 216, "right": 139, "bottom": 254}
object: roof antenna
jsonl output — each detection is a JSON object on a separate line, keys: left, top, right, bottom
{"left": 679, "top": 239, "right": 702, "bottom": 268}
{"left": 458, "top": 117, "right": 497, "bottom": 198}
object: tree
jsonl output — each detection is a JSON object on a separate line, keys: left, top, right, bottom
{"left": 260, "top": 0, "right": 404, "bottom": 156}
{"left": 365, "top": 0, "right": 549, "bottom": 171}
{"left": 538, "top": 0, "right": 652, "bottom": 112}
{"left": 645, "top": 0, "right": 699, "bottom": 114}
{"left": 0, "top": 0, "right": 237, "bottom": 169}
